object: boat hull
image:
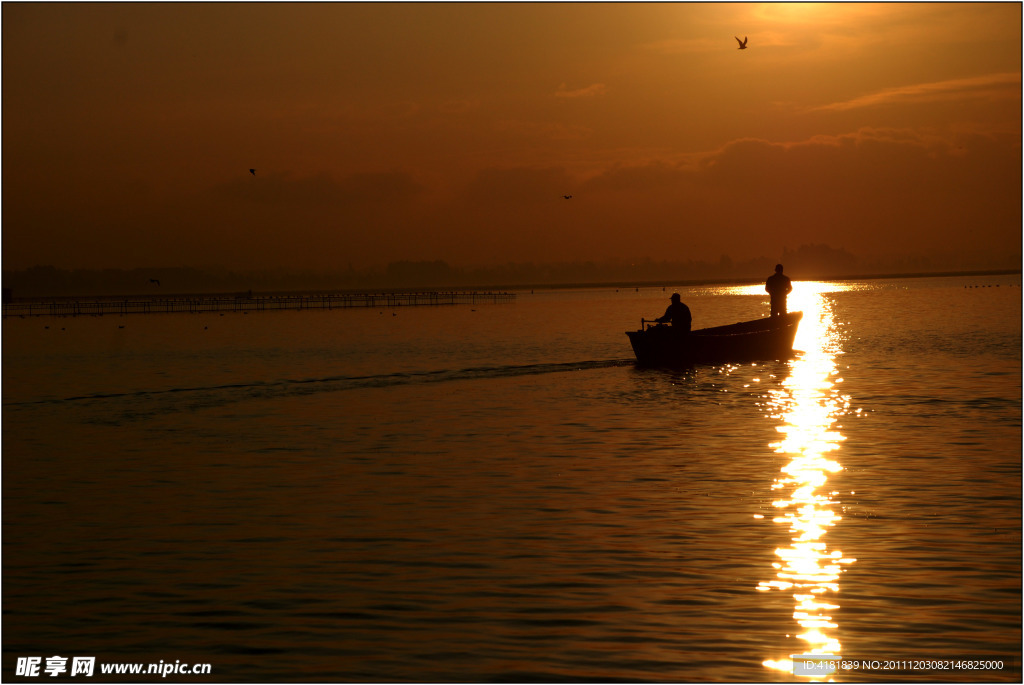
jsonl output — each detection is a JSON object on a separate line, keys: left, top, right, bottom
{"left": 626, "top": 311, "right": 803, "bottom": 367}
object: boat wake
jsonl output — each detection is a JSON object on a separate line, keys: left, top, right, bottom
{"left": 6, "top": 359, "right": 636, "bottom": 422}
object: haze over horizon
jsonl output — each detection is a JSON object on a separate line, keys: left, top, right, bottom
{"left": 3, "top": 3, "right": 1021, "bottom": 274}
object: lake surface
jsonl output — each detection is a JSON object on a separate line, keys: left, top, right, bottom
{"left": 3, "top": 274, "right": 1021, "bottom": 682}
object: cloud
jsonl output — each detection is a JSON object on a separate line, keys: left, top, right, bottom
{"left": 554, "top": 83, "right": 608, "bottom": 98}
{"left": 581, "top": 160, "right": 696, "bottom": 194}
{"left": 642, "top": 37, "right": 723, "bottom": 55}
{"left": 437, "top": 99, "right": 481, "bottom": 114}
{"left": 813, "top": 72, "right": 1021, "bottom": 112}
{"left": 494, "top": 119, "right": 592, "bottom": 141}
{"left": 462, "top": 166, "right": 575, "bottom": 207}
{"left": 213, "top": 170, "right": 423, "bottom": 207}
{"left": 538, "top": 125, "right": 1020, "bottom": 263}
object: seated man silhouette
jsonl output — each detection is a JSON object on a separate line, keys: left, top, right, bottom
{"left": 765, "top": 264, "right": 792, "bottom": 317}
{"left": 655, "top": 293, "right": 692, "bottom": 332}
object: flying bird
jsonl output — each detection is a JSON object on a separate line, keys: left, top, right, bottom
{"left": 563, "top": 195, "right": 573, "bottom": 199}
{"left": 149, "top": 278, "right": 160, "bottom": 286}
{"left": 249, "top": 168, "right": 256, "bottom": 176}
{"left": 735, "top": 36, "right": 748, "bottom": 50}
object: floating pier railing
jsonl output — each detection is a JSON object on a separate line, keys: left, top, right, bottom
{"left": 3, "top": 291, "right": 516, "bottom": 317}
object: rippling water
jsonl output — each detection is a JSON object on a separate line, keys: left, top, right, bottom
{"left": 3, "top": 275, "right": 1020, "bottom": 682}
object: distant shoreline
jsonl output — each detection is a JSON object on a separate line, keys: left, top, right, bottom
{"left": 486, "top": 268, "right": 1022, "bottom": 294}
{"left": 4, "top": 268, "right": 1018, "bottom": 304}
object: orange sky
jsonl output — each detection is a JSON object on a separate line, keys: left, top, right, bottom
{"left": 3, "top": 2, "right": 1021, "bottom": 271}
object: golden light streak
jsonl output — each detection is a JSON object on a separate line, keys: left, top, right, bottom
{"left": 756, "top": 282, "right": 855, "bottom": 680}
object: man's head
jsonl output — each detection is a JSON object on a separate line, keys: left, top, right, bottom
{"left": 775, "top": 264, "right": 784, "bottom": 274}
{"left": 670, "top": 293, "right": 681, "bottom": 302}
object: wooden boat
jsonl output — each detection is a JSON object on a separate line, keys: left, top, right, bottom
{"left": 626, "top": 311, "right": 803, "bottom": 367}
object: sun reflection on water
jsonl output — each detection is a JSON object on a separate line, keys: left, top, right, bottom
{"left": 755, "top": 283, "right": 856, "bottom": 680}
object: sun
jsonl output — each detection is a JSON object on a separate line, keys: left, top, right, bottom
{"left": 752, "top": 3, "right": 838, "bottom": 25}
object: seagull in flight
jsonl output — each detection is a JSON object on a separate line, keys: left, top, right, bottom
{"left": 735, "top": 36, "right": 748, "bottom": 50}
{"left": 563, "top": 195, "right": 573, "bottom": 199}
{"left": 249, "top": 168, "right": 256, "bottom": 176}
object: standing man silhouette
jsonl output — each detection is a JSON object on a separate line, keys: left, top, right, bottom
{"left": 765, "top": 264, "right": 792, "bottom": 317}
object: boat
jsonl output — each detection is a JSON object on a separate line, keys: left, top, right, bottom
{"left": 626, "top": 311, "right": 803, "bottom": 367}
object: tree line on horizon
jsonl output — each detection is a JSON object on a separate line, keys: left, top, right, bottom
{"left": 3, "top": 244, "right": 1017, "bottom": 299}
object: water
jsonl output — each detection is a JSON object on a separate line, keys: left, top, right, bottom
{"left": 3, "top": 275, "right": 1020, "bottom": 682}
